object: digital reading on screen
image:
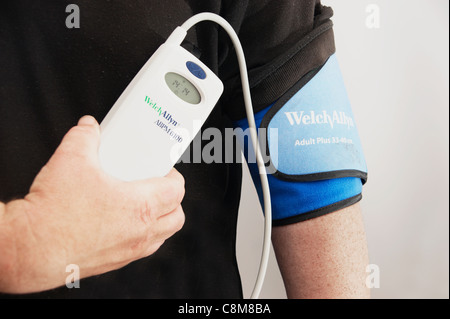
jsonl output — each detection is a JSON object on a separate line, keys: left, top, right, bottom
{"left": 165, "top": 72, "right": 201, "bottom": 104}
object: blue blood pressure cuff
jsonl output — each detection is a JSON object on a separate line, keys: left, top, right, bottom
{"left": 234, "top": 54, "right": 368, "bottom": 226}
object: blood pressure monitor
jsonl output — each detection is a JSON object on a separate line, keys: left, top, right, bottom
{"left": 99, "top": 37, "right": 223, "bottom": 181}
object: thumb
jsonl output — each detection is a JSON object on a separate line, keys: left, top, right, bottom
{"left": 77, "top": 115, "right": 100, "bottom": 129}
{"left": 56, "top": 115, "right": 101, "bottom": 163}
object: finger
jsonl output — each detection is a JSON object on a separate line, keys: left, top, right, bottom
{"left": 165, "top": 168, "right": 185, "bottom": 186}
{"left": 133, "top": 171, "right": 185, "bottom": 218}
{"left": 163, "top": 168, "right": 185, "bottom": 203}
{"left": 155, "top": 205, "right": 185, "bottom": 239}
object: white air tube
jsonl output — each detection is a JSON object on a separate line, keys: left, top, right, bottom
{"left": 176, "top": 13, "right": 273, "bottom": 300}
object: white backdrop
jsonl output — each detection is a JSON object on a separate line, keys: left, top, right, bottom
{"left": 236, "top": 0, "right": 449, "bottom": 299}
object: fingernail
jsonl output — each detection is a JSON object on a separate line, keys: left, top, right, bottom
{"left": 78, "top": 115, "right": 98, "bottom": 127}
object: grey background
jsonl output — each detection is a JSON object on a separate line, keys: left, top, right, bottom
{"left": 236, "top": 0, "right": 449, "bottom": 299}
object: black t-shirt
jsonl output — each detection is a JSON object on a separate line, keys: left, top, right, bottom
{"left": 0, "top": 0, "right": 335, "bottom": 298}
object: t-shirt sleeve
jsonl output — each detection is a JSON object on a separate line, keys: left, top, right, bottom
{"left": 220, "top": 0, "right": 337, "bottom": 118}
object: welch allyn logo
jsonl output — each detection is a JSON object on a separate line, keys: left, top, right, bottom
{"left": 145, "top": 96, "right": 179, "bottom": 127}
{"left": 284, "top": 110, "right": 355, "bottom": 129}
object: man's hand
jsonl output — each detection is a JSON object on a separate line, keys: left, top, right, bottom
{"left": 0, "top": 116, "right": 185, "bottom": 294}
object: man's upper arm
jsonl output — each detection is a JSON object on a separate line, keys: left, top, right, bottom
{"left": 272, "top": 203, "right": 370, "bottom": 299}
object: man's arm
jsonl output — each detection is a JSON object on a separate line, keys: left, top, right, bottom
{"left": 272, "top": 203, "right": 370, "bottom": 299}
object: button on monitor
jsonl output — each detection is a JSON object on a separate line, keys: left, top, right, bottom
{"left": 186, "top": 61, "right": 207, "bottom": 80}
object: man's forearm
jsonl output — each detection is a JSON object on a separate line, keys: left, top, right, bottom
{"left": 272, "top": 203, "right": 370, "bottom": 299}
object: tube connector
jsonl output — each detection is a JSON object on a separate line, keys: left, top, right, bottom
{"left": 165, "top": 26, "right": 188, "bottom": 46}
